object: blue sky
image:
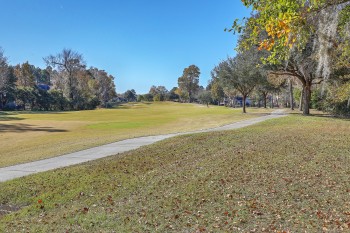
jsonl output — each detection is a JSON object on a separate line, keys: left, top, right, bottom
{"left": 0, "top": 0, "right": 250, "bottom": 94}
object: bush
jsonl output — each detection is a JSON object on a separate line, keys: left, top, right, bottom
{"left": 153, "top": 94, "right": 165, "bottom": 101}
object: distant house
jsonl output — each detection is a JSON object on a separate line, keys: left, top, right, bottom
{"left": 235, "top": 96, "right": 251, "bottom": 107}
{"left": 112, "top": 96, "right": 127, "bottom": 103}
{"left": 220, "top": 96, "right": 251, "bottom": 107}
{"left": 37, "top": 84, "right": 50, "bottom": 91}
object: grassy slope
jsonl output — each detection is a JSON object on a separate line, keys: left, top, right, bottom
{"left": 0, "top": 102, "right": 269, "bottom": 167}
{"left": 1, "top": 114, "right": 350, "bottom": 232}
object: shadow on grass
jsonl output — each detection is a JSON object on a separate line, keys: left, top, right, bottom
{"left": 0, "top": 111, "right": 68, "bottom": 121}
{"left": 0, "top": 112, "right": 25, "bottom": 121}
{"left": 287, "top": 110, "right": 350, "bottom": 121}
{"left": 16, "top": 111, "right": 68, "bottom": 115}
{"left": 0, "top": 124, "right": 68, "bottom": 133}
{"left": 0, "top": 204, "right": 23, "bottom": 217}
{"left": 113, "top": 102, "right": 153, "bottom": 109}
{"left": 246, "top": 112, "right": 270, "bottom": 115}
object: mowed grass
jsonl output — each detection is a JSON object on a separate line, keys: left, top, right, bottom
{"left": 0, "top": 102, "right": 270, "bottom": 167}
{"left": 1, "top": 113, "right": 350, "bottom": 232}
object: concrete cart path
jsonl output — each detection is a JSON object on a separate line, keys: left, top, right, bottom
{"left": 0, "top": 109, "right": 286, "bottom": 182}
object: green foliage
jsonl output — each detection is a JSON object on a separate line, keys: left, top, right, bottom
{"left": 14, "top": 62, "right": 36, "bottom": 87}
{"left": 293, "top": 88, "right": 302, "bottom": 103}
{"left": 153, "top": 93, "right": 164, "bottom": 101}
{"left": 49, "top": 90, "right": 70, "bottom": 111}
{"left": 168, "top": 87, "right": 180, "bottom": 101}
{"left": 149, "top": 85, "right": 168, "bottom": 101}
{"left": 197, "top": 90, "right": 212, "bottom": 105}
{"left": 0, "top": 50, "right": 17, "bottom": 109}
{"left": 335, "top": 5, "right": 350, "bottom": 69}
{"left": 210, "top": 81, "right": 224, "bottom": 102}
{"left": 310, "top": 88, "right": 323, "bottom": 110}
{"left": 178, "top": 65, "right": 200, "bottom": 102}
{"left": 235, "top": 0, "right": 350, "bottom": 64}
{"left": 15, "top": 87, "right": 35, "bottom": 110}
{"left": 123, "top": 89, "right": 137, "bottom": 102}
{"left": 143, "top": 93, "right": 154, "bottom": 102}
{"left": 137, "top": 95, "right": 145, "bottom": 102}
{"left": 0, "top": 48, "right": 116, "bottom": 111}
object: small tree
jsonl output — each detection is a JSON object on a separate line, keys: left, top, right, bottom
{"left": 168, "top": 87, "right": 180, "bottom": 101}
{"left": 149, "top": 85, "right": 168, "bottom": 101}
{"left": 197, "top": 90, "right": 212, "bottom": 107}
{"left": 124, "top": 89, "right": 137, "bottom": 102}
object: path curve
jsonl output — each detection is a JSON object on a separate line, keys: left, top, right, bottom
{"left": 0, "top": 109, "right": 286, "bottom": 182}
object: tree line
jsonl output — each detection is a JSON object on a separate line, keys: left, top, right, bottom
{"left": 7, "top": 0, "right": 348, "bottom": 116}
{"left": 225, "top": 0, "right": 350, "bottom": 115}
{"left": 0, "top": 48, "right": 116, "bottom": 111}
{"left": 136, "top": 0, "right": 349, "bottom": 116}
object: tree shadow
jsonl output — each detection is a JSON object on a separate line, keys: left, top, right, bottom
{"left": 287, "top": 111, "right": 350, "bottom": 121}
{"left": 242, "top": 110, "right": 271, "bottom": 116}
{"left": 113, "top": 102, "right": 150, "bottom": 109}
{"left": 0, "top": 111, "right": 68, "bottom": 121}
{"left": 19, "top": 111, "right": 67, "bottom": 115}
{"left": 0, "top": 112, "right": 24, "bottom": 121}
{"left": 0, "top": 123, "right": 68, "bottom": 133}
{"left": 0, "top": 204, "right": 22, "bottom": 217}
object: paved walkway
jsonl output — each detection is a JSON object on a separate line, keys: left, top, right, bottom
{"left": 0, "top": 109, "right": 286, "bottom": 182}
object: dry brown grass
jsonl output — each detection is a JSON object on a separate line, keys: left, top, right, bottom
{"left": 0, "top": 102, "right": 270, "bottom": 167}
{"left": 1, "top": 113, "right": 350, "bottom": 232}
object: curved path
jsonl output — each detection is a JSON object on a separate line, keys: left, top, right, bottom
{"left": 0, "top": 109, "right": 286, "bottom": 182}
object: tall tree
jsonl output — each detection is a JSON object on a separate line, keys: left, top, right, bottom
{"left": 88, "top": 67, "right": 116, "bottom": 107}
{"left": 178, "top": 65, "right": 200, "bottom": 102}
{"left": 267, "top": 38, "right": 323, "bottom": 114}
{"left": 218, "top": 49, "right": 265, "bottom": 113}
{"left": 231, "top": 1, "right": 350, "bottom": 114}
{"left": 14, "top": 62, "right": 36, "bottom": 87}
{"left": 209, "top": 67, "right": 225, "bottom": 105}
{"left": 44, "top": 49, "right": 86, "bottom": 109}
{"left": 0, "top": 49, "right": 16, "bottom": 109}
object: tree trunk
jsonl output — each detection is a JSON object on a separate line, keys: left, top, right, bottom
{"left": 0, "top": 93, "right": 3, "bottom": 110}
{"left": 263, "top": 93, "right": 267, "bottom": 108}
{"left": 289, "top": 79, "right": 294, "bottom": 110}
{"left": 242, "top": 95, "right": 247, "bottom": 113}
{"left": 303, "top": 82, "right": 311, "bottom": 115}
{"left": 271, "top": 94, "right": 274, "bottom": 108}
{"left": 299, "top": 88, "right": 304, "bottom": 111}
{"left": 347, "top": 97, "right": 350, "bottom": 109}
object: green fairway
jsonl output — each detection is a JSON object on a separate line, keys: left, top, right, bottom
{"left": 0, "top": 102, "right": 270, "bottom": 167}
{"left": 1, "top": 112, "right": 350, "bottom": 232}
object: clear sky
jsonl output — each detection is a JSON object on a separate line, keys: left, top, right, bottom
{"left": 0, "top": 0, "right": 250, "bottom": 94}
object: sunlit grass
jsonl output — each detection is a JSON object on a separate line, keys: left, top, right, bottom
{"left": 0, "top": 102, "right": 271, "bottom": 167}
{"left": 0, "top": 113, "right": 349, "bottom": 232}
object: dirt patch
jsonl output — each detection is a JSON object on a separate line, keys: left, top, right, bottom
{"left": 0, "top": 204, "right": 21, "bottom": 217}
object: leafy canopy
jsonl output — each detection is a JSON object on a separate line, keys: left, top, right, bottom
{"left": 230, "top": 0, "right": 350, "bottom": 64}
